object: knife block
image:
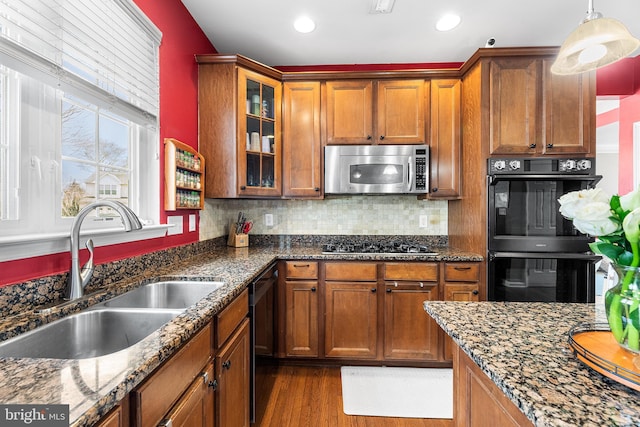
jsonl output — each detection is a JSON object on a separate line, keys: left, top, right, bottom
{"left": 227, "top": 223, "right": 249, "bottom": 247}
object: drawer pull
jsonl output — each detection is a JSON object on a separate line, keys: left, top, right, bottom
{"left": 419, "top": 282, "right": 424, "bottom": 288}
{"left": 203, "top": 372, "right": 218, "bottom": 389}
{"left": 454, "top": 267, "right": 471, "bottom": 270}
{"left": 394, "top": 281, "right": 398, "bottom": 287}
{"left": 472, "top": 290, "right": 479, "bottom": 295}
{"left": 222, "top": 360, "right": 232, "bottom": 370}
{"left": 293, "top": 264, "right": 310, "bottom": 268}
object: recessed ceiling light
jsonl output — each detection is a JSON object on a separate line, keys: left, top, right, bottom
{"left": 436, "top": 13, "right": 461, "bottom": 32}
{"left": 294, "top": 16, "right": 316, "bottom": 33}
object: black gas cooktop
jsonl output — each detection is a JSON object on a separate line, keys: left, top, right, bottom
{"left": 321, "top": 242, "right": 438, "bottom": 255}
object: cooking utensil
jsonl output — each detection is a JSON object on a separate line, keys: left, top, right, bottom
{"left": 242, "top": 221, "right": 253, "bottom": 234}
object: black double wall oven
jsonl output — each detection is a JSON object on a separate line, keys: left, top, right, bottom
{"left": 487, "top": 158, "right": 602, "bottom": 302}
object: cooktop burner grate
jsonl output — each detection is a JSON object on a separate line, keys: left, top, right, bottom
{"left": 321, "top": 242, "right": 438, "bottom": 255}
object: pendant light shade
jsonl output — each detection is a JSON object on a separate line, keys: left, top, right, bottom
{"left": 551, "top": 1, "right": 640, "bottom": 75}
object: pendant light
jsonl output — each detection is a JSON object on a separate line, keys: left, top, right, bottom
{"left": 551, "top": 0, "right": 640, "bottom": 75}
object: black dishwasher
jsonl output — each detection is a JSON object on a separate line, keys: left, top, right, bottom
{"left": 249, "top": 262, "right": 277, "bottom": 424}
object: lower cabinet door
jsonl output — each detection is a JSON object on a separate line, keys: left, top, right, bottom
{"left": 216, "top": 318, "right": 250, "bottom": 427}
{"left": 384, "top": 283, "right": 439, "bottom": 360}
{"left": 160, "top": 362, "right": 214, "bottom": 427}
{"left": 285, "top": 280, "right": 319, "bottom": 357}
{"left": 324, "top": 281, "right": 378, "bottom": 358}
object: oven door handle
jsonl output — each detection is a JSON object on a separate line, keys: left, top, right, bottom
{"left": 488, "top": 174, "right": 602, "bottom": 186}
{"left": 489, "top": 252, "right": 602, "bottom": 262}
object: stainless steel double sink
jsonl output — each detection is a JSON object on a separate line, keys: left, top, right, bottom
{"left": 0, "top": 280, "right": 224, "bottom": 359}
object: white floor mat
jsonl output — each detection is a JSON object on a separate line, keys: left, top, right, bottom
{"left": 340, "top": 366, "right": 453, "bottom": 419}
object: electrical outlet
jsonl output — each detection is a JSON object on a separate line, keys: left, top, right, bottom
{"left": 265, "top": 213, "right": 274, "bottom": 227}
{"left": 419, "top": 215, "right": 428, "bottom": 228}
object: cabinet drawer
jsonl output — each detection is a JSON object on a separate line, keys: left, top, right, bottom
{"left": 325, "top": 262, "right": 377, "bottom": 281}
{"left": 444, "top": 262, "right": 480, "bottom": 282}
{"left": 132, "top": 323, "right": 211, "bottom": 427}
{"left": 384, "top": 263, "right": 438, "bottom": 281}
{"left": 285, "top": 261, "right": 319, "bottom": 279}
{"left": 215, "top": 288, "right": 249, "bottom": 348}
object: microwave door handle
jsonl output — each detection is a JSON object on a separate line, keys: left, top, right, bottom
{"left": 407, "top": 157, "right": 413, "bottom": 192}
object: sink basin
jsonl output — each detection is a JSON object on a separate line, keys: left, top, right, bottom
{"left": 97, "top": 280, "right": 225, "bottom": 309}
{"left": 0, "top": 308, "right": 181, "bottom": 359}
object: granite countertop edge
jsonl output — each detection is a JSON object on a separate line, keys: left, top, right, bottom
{"left": 0, "top": 245, "right": 482, "bottom": 427}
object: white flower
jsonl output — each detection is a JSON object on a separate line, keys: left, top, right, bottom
{"left": 620, "top": 188, "right": 640, "bottom": 212}
{"left": 558, "top": 188, "right": 611, "bottom": 220}
{"left": 571, "top": 201, "right": 619, "bottom": 236}
{"left": 623, "top": 207, "right": 640, "bottom": 244}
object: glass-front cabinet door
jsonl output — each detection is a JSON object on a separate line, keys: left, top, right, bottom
{"left": 237, "top": 68, "right": 281, "bottom": 197}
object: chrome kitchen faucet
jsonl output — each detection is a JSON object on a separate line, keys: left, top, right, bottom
{"left": 66, "top": 200, "right": 142, "bottom": 300}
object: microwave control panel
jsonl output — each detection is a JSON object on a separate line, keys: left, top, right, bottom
{"left": 415, "top": 154, "right": 427, "bottom": 190}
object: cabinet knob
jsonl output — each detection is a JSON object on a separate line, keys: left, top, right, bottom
{"left": 222, "top": 360, "right": 232, "bottom": 370}
{"left": 528, "top": 143, "right": 536, "bottom": 149}
{"left": 386, "top": 288, "right": 392, "bottom": 293}
{"left": 367, "top": 135, "right": 372, "bottom": 140}
{"left": 311, "top": 287, "right": 316, "bottom": 292}
{"left": 431, "top": 188, "right": 438, "bottom": 193}
{"left": 314, "top": 187, "right": 320, "bottom": 192}
{"left": 472, "top": 290, "right": 479, "bottom": 295}
{"left": 371, "top": 288, "right": 377, "bottom": 293}
{"left": 379, "top": 135, "right": 385, "bottom": 140}
{"left": 240, "top": 185, "right": 246, "bottom": 190}
{"left": 546, "top": 143, "right": 554, "bottom": 149}
{"left": 203, "top": 372, "right": 217, "bottom": 389}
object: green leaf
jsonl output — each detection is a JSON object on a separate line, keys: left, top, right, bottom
{"left": 589, "top": 241, "right": 625, "bottom": 261}
{"left": 618, "top": 251, "right": 635, "bottom": 266}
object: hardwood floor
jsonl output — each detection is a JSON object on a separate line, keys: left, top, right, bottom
{"left": 254, "top": 363, "right": 453, "bottom": 427}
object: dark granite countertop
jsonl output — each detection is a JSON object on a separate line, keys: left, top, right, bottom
{"left": 424, "top": 301, "right": 640, "bottom": 426}
{"left": 0, "top": 244, "right": 480, "bottom": 427}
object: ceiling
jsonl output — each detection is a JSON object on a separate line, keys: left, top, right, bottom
{"left": 180, "top": 0, "right": 640, "bottom": 68}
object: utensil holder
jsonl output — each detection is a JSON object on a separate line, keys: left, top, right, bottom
{"left": 227, "top": 223, "right": 249, "bottom": 247}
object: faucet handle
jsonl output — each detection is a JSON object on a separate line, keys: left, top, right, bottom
{"left": 80, "top": 238, "right": 94, "bottom": 288}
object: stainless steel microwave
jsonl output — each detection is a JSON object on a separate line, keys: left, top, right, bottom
{"left": 324, "top": 145, "right": 429, "bottom": 194}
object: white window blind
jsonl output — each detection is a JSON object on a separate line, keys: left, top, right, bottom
{"left": 0, "top": 0, "right": 160, "bottom": 124}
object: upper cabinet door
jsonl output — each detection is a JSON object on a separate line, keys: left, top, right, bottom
{"left": 325, "top": 80, "right": 374, "bottom": 144}
{"left": 541, "top": 59, "right": 595, "bottom": 155}
{"left": 282, "top": 81, "right": 323, "bottom": 198}
{"left": 376, "top": 79, "right": 427, "bottom": 145}
{"left": 488, "top": 57, "right": 541, "bottom": 155}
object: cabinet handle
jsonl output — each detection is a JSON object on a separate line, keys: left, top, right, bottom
{"left": 367, "top": 135, "right": 372, "bottom": 140}
{"left": 311, "top": 287, "right": 316, "bottom": 292}
{"left": 314, "top": 187, "right": 320, "bottom": 192}
{"left": 379, "top": 135, "right": 385, "bottom": 140}
{"left": 431, "top": 188, "right": 438, "bottom": 193}
{"left": 454, "top": 267, "right": 471, "bottom": 271}
{"left": 203, "top": 372, "right": 217, "bottom": 389}
{"left": 293, "top": 264, "right": 310, "bottom": 268}
{"left": 371, "top": 288, "right": 377, "bottom": 293}
{"left": 546, "top": 143, "right": 554, "bottom": 149}
{"left": 528, "top": 143, "right": 536, "bottom": 149}
{"left": 222, "top": 360, "right": 232, "bottom": 370}
{"left": 386, "top": 288, "right": 392, "bottom": 293}
{"left": 240, "top": 185, "right": 246, "bottom": 190}
{"left": 472, "top": 290, "right": 479, "bottom": 295}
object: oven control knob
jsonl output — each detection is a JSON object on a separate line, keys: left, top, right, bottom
{"left": 508, "top": 160, "right": 521, "bottom": 171}
{"left": 563, "top": 160, "right": 577, "bottom": 171}
{"left": 577, "top": 159, "right": 592, "bottom": 171}
{"left": 493, "top": 160, "right": 506, "bottom": 171}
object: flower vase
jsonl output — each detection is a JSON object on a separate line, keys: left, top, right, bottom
{"left": 605, "top": 264, "right": 640, "bottom": 353}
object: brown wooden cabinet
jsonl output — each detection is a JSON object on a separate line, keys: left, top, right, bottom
{"left": 454, "top": 344, "right": 533, "bottom": 427}
{"left": 283, "top": 261, "right": 319, "bottom": 357}
{"left": 442, "top": 262, "right": 481, "bottom": 362}
{"left": 488, "top": 56, "right": 594, "bottom": 156}
{"left": 383, "top": 263, "right": 440, "bottom": 361}
{"left": 282, "top": 81, "right": 322, "bottom": 198}
{"left": 95, "top": 402, "right": 128, "bottom": 427}
{"left": 324, "top": 262, "right": 378, "bottom": 358}
{"left": 197, "top": 54, "right": 282, "bottom": 198}
{"left": 216, "top": 318, "right": 250, "bottom": 427}
{"left": 427, "top": 79, "right": 461, "bottom": 199}
{"left": 325, "top": 79, "right": 427, "bottom": 145}
{"left": 159, "top": 362, "right": 215, "bottom": 427}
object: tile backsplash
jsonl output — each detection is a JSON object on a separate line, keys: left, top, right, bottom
{"left": 200, "top": 195, "right": 447, "bottom": 240}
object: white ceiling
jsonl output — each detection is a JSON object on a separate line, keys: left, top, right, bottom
{"left": 180, "top": 0, "right": 640, "bottom": 68}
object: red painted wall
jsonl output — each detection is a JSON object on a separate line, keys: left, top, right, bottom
{"left": 0, "top": 0, "right": 216, "bottom": 286}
